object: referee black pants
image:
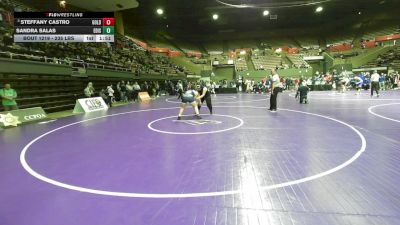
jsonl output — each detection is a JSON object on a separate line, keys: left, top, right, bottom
{"left": 299, "top": 95, "right": 308, "bottom": 104}
{"left": 177, "top": 89, "right": 183, "bottom": 99}
{"left": 371, "top": 81, "right": 380, "bottom": 96}
{"left": 107, "top": 96, "right": 113, "bottom": 107}
{"left": 269, "top": 88, "right": 279, "bottom": 110}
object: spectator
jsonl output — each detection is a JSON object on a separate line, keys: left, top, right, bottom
{"left": 119, "top": 81, "right": 127, "bottom": 102}
{"left": 126, "top": 81, "right": 133, "bottom": 101}
{"left": 84, "top": 82, "right": 95, "bottom": 98}
{"left": 132, "top": 81, "right": 141, "bottom": 102}
{"left": 143, "top": 81, "right": 149, "bottom": 93}
{"left": 99, "top": 88, "right": 107, "bottom": 103}
{"left": 106, "top": 84, "right": 114, "bottom": 107}
{"left": 0, "top": 83, "right": 18, "bottom": 111}
{"left": 379, "top": 73, "right": 386, "bottom": 91}
{"left": 285, "top": 78, "right": 292, "bottom": 90}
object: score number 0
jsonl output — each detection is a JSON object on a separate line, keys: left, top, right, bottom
{"left": 102, "top": 18, "right": 115, "bottom": 26}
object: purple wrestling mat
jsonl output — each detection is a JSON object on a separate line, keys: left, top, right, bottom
{"left": 1, "top": 91, "right": 400, "bottom": 225}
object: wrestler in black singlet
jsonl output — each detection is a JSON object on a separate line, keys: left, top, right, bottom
{"left": 198, "top": 85, "right": 213, "bottom": 114}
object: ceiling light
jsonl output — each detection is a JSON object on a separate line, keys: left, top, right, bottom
{"left": 315, "top": 6, "right": 323, "bottom": 13}
{"left": 212, "top": 14, "right": 219, "bottom": 20}
{"left": 263, "top": 10, "right": 269, "bottom": 16}
{"left": 156, "top": 8, "right": 164, "bottom": 15}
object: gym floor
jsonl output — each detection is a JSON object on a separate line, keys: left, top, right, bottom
{"left": 1, "top": 91, "right": 399, "bottom": 225}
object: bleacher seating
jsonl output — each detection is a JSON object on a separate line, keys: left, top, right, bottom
{"left": 360, "top": 46, "right": 400, "bottom": 69}
{"left": 177, "top": 41, "right": 203, "bottom": 54}
{"left": 362, "top": 25, "right": 399, "bottom": 41}
{"left": 296, "top": 37, "right": 320, "bottom": 49}
{"left": 0, "top": 0, "right": 194, "bottom": 77}
{"left": 211, "top": 55, "right": 231, "bottom": 65}
{"left": 0, "top": 73, "right": 165, "bottom": 113}
{"left": 302, "top": 49, "right": 321, "bottom": 56}
{"left": 251, "top": 54, "right": 282, "bottom": 70}
{"left": 261, "top": 38, "right": 298, "bottom": 48}
{"left": 227, "top": 40, "right": 258, "bottom": 51}
{"left": 0, "top": 74, "right": 83, "bottom": 112}
{"left": 235, "top": 57, "right": 248, "bottom": 71}
{"left": 203, "top": 41, "right": 223, "bottom": 54}
{"left": 391, "top": 59, "right": 400, "bottom": 71}
{"left": 147, "top": 38, "right": 179, "bottom": 51}
{"left": 327, "top": 35, "right": 354, "bottom": 46}
{"left": 287, "top": 54, "right": 311, "bottom": 68}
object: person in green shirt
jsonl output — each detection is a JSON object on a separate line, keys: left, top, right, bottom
{"left": 0, "top": 83, "right": 18, "bottom": 111}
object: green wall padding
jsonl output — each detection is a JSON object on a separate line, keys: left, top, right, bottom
{"left": 0, "top": 58, "right": 186, "bottom": 80}
{"left": 212, "top": 67, "right": 235, "bottom": 80}
{"left": 236, "top": 68, "right": 314, "bottom": 80}
{"left": 169, "top": 57, "right": 204, "bottom": 74}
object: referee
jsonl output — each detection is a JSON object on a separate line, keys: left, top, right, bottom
{"left": 370, "top": 70, "right": 380, "bottom": 97}
{"left": 269, "top": 69, "right": 282, "bottom": 112}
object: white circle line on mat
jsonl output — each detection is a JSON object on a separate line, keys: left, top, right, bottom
{"left": 148, "top": 114, "right": 244, "bottom": 135}
{"left": 368, "top": 103, "right": 400, "bottom": 123}
{"left": 20, "top": 106, "right": 366, "bottom": 198}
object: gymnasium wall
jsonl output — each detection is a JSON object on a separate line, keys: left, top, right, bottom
{"left": 236, "top": 68, "right": 314, "bottom": 80}
{"left": 0, "top": 58, "right": 186, "bottom": 80}
{"left": 331, "top": 64, "right": 353, "bottom": 73}
{"left": 350, "top": 46, "right": 394, "bottom": 68}
{"left": 236, "top": 70, "right": 269, "bottom": 80}
{"left": 323, "top": 52, "right": 334, "bottom": 72}
{"left": 212, "top": 67, "right": 235, "bottom": 80}
{"left": 308, "top": 61, "right": 325, "bottom": 74}
{"left": 169, "top": 57, "right": 205, "bottom": 75}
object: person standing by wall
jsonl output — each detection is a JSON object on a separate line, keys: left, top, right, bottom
{"left": 125, "top": 81, "right": 133, "bottom": 101}
{"left": 155, "top": 81, "right": 160, "bottom": 97}
{"left": 0, "top": 83, "right": 18, "bottom": 111}
{"left": 132, "top": 81, "right": 141, "bottom": 102}
{"left": 269, "top": 69, "right": 282, "bottom": 112}
{"left": 120, "top": 81, "right": 127, "bottom": 102}
{"left": 106, "top": 84, "right": 114, "bottom": 107}
{"left": 84, "top": 82, "right": 95, "bottom": 98}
